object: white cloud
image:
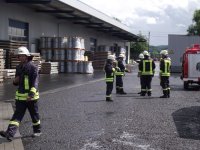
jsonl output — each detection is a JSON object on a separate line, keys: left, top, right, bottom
{"left": 146, "top": 17, "right": 157, "bottom": 24}
{"left": 78, "top": 0, "right": 200, "bottom": 45}
{"left": 176, "top": 24, "right": 187, "bottom": 28}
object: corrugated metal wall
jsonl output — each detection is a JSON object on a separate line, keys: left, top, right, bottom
{"left": 168, "top": 35, "right": 200, "bottom": 72}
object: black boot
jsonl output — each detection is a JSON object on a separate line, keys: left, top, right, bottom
{"left": 160, "top": 95, "right": 168, "bottom": 98}
{"left": 137, "top": 91, "right": 141, "bottom": 94}
{"left": 140, "top": 91, "right": 146, "bottom": 96}
{"left": 167, "top": 89, "right": 170, "bottom": 98}
{"left": 116, "top": 88, "right": 120, "bottom": 94}
{"left": 120, "top": 89, "right": 127, "bottom": 95}
{"left": 160, "top": 90, "right": 168, "bottom": 98}
{"left": 0, "top": 131, "right": 12, "bottom": 142}
{"left": 106, "top": 97, "right": 113, "bottom": 102}
{"left": 147, "top": 91, "right": 151, "bottom": 96}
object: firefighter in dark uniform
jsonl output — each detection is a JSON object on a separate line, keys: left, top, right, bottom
{"left": 115, "top": 54, "right": 129, "bottom": 94}
{"left": 0, "top": 47, "right": 41, "bottom": 141}
{"left": 139, "top": 51, "right": 156, "bottom": 96}
{"left": 137, "top": 53, "right": 144, "bottom": 94}
{"left": 104, "top": 55, "right": 116, "bottom": 101}
{"left": 159, "top": 50, "right": 171, "bottom": 98}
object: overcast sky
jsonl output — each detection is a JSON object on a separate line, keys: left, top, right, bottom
{"left": 79, "top": 0, "right": 200, "bottom": 46}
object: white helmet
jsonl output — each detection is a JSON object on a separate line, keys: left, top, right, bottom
{"left": 119, "top": 53, "right": 125, "bottom": 58}
{"left": 139, "top": 53, "right": 144, "bottom": 59}
{"left": 143, "top": 50, "right": 149, "bottom": 56}
{"left": 107, "top": 55, "right": 115, "bottom": 61}
{"left": 16, "top": 46, "right": 31, "bottom": 56}
{"left": 160, "top": 50, "right": 168, "bottom": 56}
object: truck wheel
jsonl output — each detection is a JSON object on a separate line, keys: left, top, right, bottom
{"left": 184, "top": 81, "right": 189, "bottom": 89}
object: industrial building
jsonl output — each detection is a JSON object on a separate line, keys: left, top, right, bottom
{"left": 0, "top": 0, "right": 140, "bottom": 76}
{"left": 168, "top": 34, "right": 200, "bottom": 72}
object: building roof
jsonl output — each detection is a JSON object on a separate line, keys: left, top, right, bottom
{"left": 6, "top": 0, "right": 143, "bottom": 41}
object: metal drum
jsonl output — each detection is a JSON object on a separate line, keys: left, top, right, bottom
{"left": 52, "top": 37, "right": 59, "bottom": 48}
{"left": 40, "top": 37, "right": 46, "bottom": 49}
{"left": 59, "top": 37, "right": 68, "bottom": 48}
{"left": 41, "top": 49, "right": 47, "bottom": 60}
{"left": 78, "top": 61, "right": 84, "bottom": 73}
{"left": 80, "top": 38, "right": 85, "bottom": 49}
{"left": 68, "top": 37, "right": 73, "bottom": 48}
{"left": 72, "top": 61, "right": 78, "bottom": 73}
{"left": 47, "top": 49, "right": 52, "bottom": 60}
{"left": 46, "top": 37, "right": 52, "bottom": 48}
{"left": 72, "top": 50, "right": 80, "bottom": 61}
{"left": 67, "top": 61, "right": 72, "bottom": 73}
{"left": 60, "top": 49, "right": 65, "bottom": 60}
{"left": 59, "top": 62, "right": 65, "bottom": 73}
{"left": 67, "top": 49, "right": 72, "bottom": 60}
{"left": 54, "top": 50, "right": 60, "bottom": 60}
{"left": 73, "top": 37, "right": 82, "bottom": 49}
{"left": 80, "top": 50, "right": 85, "bottom": 61}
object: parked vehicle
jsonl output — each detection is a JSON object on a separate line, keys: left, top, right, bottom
{"left": 181, "top": 44, "right": 200, "bottom": 89}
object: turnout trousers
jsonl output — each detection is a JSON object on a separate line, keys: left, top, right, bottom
{"left": 160, "top": 76, "right": 170, "bottom": 97}
{"left": 6, "top": 100, "right": 41, "bottom": 137}
{"left": 116, "top": 75, "right": 123, "bottom": 92}
{"left": 141, "top": 75, "right": 153, "bottom": 96}
{"left": 106, "top": 82, "right": 113, "bottom": 98}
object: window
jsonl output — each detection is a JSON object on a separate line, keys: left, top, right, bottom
{"left": 8, "top": 19, "right": 29, "bottom": 41}
{"left": 90, "top": 38, "right": 97, "bottom": 51}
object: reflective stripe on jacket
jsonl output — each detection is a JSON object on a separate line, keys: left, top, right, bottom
{"left": 15, "top": 61, "right": 39, "bottom": 101}
{"left": 160, "top": 59, "right": 171, "bottom": 76}
{"left": 115, "top": 60, "right": 125, "bottom": 76}
{"left": 140, "top": 60, "right": 154, "bottom": 75}
{"left": 104, "top": 63, "right": 115, "bottom": 82}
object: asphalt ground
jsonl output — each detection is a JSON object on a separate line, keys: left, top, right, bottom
{"left": 0, "top": 71, "right": 104, "bottom": 101}
{"left": 14, "top": 65, "right": 200, "bottom": 150}
{"left": 2, "top": 63, "right": 200, "bottom": 150}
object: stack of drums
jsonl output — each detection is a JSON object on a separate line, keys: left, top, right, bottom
{"left": 52, "top": 37, "right": 68, "bottom": 73}
{"left": 40, "top": 36, "right": 93, "bottom": 74}
{"left": 65, "top": 37, "right": 85, "bottom": 73}
{"left": 40, "top": 37, "right": 52, "bottom": 61}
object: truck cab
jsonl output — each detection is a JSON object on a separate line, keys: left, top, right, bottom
{"left": 181, "top": 44, "right": 200, "bottom": 89}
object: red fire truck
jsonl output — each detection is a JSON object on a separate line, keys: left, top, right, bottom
{"left": 181, "top": 44, "right": 200, "bottom": 89}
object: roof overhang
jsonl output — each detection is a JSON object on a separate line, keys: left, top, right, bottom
{"left": 6, "top": 0, "right": 52, "bottom": 4}
{"left": 6, "top": 0, "right": 142, "bottom": 42}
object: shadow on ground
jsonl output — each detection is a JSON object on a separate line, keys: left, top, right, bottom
{"left": 172, "top": 106, "right": 200, "bottom": 140}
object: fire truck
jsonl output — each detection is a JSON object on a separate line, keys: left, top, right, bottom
{"left": 181, "top": 44, "right": 200, "bottom": 89}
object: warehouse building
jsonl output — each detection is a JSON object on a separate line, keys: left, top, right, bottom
{"left": 0, "top": 0, "right": 139, "bottom": 76}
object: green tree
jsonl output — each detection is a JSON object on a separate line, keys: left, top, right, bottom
{"left": 130, "top": 35, "right": 148, "bottom": 59}
{"left": 187, "top": 10, "right": 200, "bottom": 35}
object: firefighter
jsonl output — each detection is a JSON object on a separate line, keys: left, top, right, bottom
{"left": 104, "top": 55, "right": 116, "bottom": 101}
{"left": 159, "top": 50, "right": 171, "bottom": 98}
{"left": 139, "top": 51, "right": 156, "bottom": 96}
{"left": 115, "top": 53, "right": 129, "bottom": 94}
{"left": 137, "top": 53, "right": 144, "bottom": 94}
{"left": 0, "top": 47, "right": 41, "bottom": 141}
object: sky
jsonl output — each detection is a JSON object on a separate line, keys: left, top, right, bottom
{"left": 78, "top": 0, "right": 200, "bottom": 46}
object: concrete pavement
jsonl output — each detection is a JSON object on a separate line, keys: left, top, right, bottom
{"left": 0, "top": 102, "right": 24, "bottom": 150}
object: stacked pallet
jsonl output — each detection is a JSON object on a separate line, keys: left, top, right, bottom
{"left": 0, "top": 40, "right": 28, "bottom": 69}
{"left": 10, "top": 53, "right": 42, "bottom": 70}
{"left": 3, "top": 69, "right": 16, "bottom": 79}
{"left": 10, "top": 54, "right": 19, "bottom": 69}
{"left": 31, "top": 53, "right": 42, "bottom": 71}
{"left": 40, "top": 62, "right": 59, "bottom": 74}
{"left": 92, "top": 51, "right": 111, "bottom": 70}
{"left": 0, "top": 40, "right": 28, "bottom": 52}
{"left": 0, "top": 49, "right": 4, "bottom": 83}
